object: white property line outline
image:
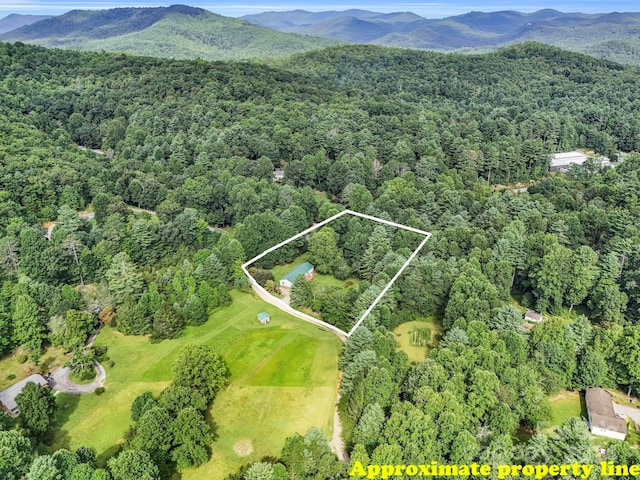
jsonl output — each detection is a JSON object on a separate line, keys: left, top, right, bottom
{"left": 241, "top": 209, "right": 431, "bottom": 339}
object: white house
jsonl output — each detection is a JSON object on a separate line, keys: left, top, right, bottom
{"left": 0, "top": 374, "right": 49, "bottom": 417}
{"left": 585, "top": 387, "right": 627, "bottom": 441}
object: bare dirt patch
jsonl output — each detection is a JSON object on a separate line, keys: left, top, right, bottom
{"left": 233, "top": 439, "right": 254, "bottom": 456}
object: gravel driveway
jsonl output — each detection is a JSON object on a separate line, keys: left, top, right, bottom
{"left": 49, "top": 362, "right": 106, "bottom": 394}
{"left": 613, "top": 402, "right": 640, "bottom": 426}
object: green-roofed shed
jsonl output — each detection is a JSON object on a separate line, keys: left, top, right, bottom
{"left": 279, "top": 262, "right": 314, "bottom": 289}
{"left": 257, "top": 312, "right": 270, "bottom": 324}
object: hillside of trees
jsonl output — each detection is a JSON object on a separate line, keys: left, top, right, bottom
{"left": 0, "top": 6, "right": 342, "bottom": 61}
{"left": 1, "top": 40, "right": 640, "bottom": 478}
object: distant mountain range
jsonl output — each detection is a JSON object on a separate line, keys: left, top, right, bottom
{"left": 2, "top": 6, "right": 640, "bottom": 64}
{"left": 0, "top": 5, "right": 342, "bottom": 61}
{"left": 0, "top": 14, "right": 51, "bottom": 34}
{"left": 242, "top": 9, "right": 640, "bottom": 64}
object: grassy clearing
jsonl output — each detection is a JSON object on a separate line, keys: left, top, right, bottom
{"left": 607, "top": 388, "right": 640, "bottom": 407}
{"left": 0, "top": 347, "right": 69, "bottom": 391}
{"left": 271, "top": 257, "right": 359, "bottom": 291}
{"left": 313, "top": 191, "right": 329, "bottom": 205}
{"left": 393, "top": 318, "right": 442, "bottom": 363}
{"left": 547, "top": 390, "right": 585, "bottom": 429}
{"left": 50, "top": 290, "right": 341, "bottom": 479}
{"left": 314, "top": 273, "right": 360, "bottom": 290}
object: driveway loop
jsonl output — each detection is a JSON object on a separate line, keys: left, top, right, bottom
{"left": 49, "top": 361, "right": 106, "bottom": 394}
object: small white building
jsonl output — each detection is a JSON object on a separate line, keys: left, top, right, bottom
{"left": 0, "top": 374, "right": 49, "bottom": 417}
{"left": 524, "top": 309, "right": 543, "bottom": 323}
{"left": 550, "top": 151, "right": 588, "bottom": 172}
{"left": 273, "top": 169, "right": 285, "bottom": 182}
{"left": 585, "top": 387, "right": 627, "bottom": 441}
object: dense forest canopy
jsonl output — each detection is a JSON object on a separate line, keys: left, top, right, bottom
{"left": 1, "top": 40, "right": 640, "bottom": 479}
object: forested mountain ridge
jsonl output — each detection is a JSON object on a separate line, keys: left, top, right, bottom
{"left": 0, "top": 14, "right": 52, "bottom": 34}
{"left": 0, "top": 5, "right": 342, "bottom": 61}
{"left": 2, "top": 41, "right": 640, "bottom": 478}
{"left": 243, "top": 8, "right": 640, "bottom": 64}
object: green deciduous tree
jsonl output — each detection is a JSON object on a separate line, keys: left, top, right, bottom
{"left": 171, "top": 407, "right": 211, "bottom": 469}
{"left": 15, "top": 381, "right": 57, "bottom": 437}
{"left": 11, "top": 293, "right": 45, "bottom": 353}
{"left": 307, "top": 227, "right": 343, "bottom": 275}
{"left": 108, "top": 450, "right": 159, "bottom": 480}
{"left": 49, "top": 309, "right": 95, "bottom": 352}
{"left": 574, "top": 348, "right": 608, "bottom": 390}
{"left": 26, "top": 455, "right": 61, "bottom": 480}
{"left": 565, "top": 246, "right": 599, "bottom": 311}
{"left": 173, "top": 345, "right": 228, "bottom": 402}
{"left": 0, "top": 430, "right": 33, "bottom": 480}
{"left": 159, "top": 385, "right": 207, "bottom": 414}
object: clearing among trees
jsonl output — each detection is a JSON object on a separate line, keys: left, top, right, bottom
{"left": 242, "top": 209, "right": 431, "bottom": 337}
{"left": 49, "top": 291, "right": 341, "bottom": 480}
{"left": 393, "top": 319, "right": 442, "bottom": 363}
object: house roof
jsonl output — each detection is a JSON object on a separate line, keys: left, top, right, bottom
{"left": 281, "top": 262, "right": 314, "bottom": 283}
{"left": 258, "top": 312, "right": 270, "bottom": 320}
{"left": 585, "top": 387, "right": 627, "bottom": 435}
{"left": 525, "top": 309, "right": 543, "bottom": 322}
{"left": 0, "top": 374, "right": 48, "bottom": 413}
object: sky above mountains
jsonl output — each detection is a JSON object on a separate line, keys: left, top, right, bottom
{"left": 2, "top": 0, "right": 639, "bottom": 17}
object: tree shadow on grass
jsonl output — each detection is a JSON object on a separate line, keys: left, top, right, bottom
{"left": 55, "top": 392, "right": 80, "bottom": 425}
{"left": 204, "top": 408, "right": 220, "bottom": 442}
{"left": 44, "top": 393, "right": 81, "bottom": 448}
{"left": 97, "top": 444, "right": 121, "bottom": 467}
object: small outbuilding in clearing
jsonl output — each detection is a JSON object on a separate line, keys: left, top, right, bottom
{"left": 524, "top": 309, "right": 543, "bottom": 323}
{"left": 279, "top": 262, "right": 314, "bottom": 289}
{"left": 257, "top": 312, "right": 271, "bottom": 324}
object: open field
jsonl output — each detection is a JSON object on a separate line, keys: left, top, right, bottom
{"left": 0, "top": 347, "right": 69, "bottom": 391}
{"left": 49, "top": 290, "right": 341, "bottom": 479}
{"left": 547, "top": 390, "right": 585, "bottom": 429}
{"left": 393, "top": 318, "right": 442, "bottom": 363}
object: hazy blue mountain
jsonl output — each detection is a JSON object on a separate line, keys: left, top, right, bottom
{"left": 0, "top": 5, "right": 342, "bottom": 61}
{"left": 0, "top": 14, "right": 52, "bottom": 34}
{"left": 242, "top": 9, "right": 640, "bottom": 64}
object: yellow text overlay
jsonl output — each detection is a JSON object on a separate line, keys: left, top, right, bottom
{"left": 349, "top": 461, "right": 640, "bottom": 479}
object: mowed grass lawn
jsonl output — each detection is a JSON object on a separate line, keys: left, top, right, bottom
{"left": 271, "top": 257, "right": 360, "bottom": 291}
{"left": 50, "top": 290, "right": 342, "bottom": 480}
{"left": 393, "top": 318, "right": 442, "bottom": 363}
{"left": 547, "top": 390, "right": 585, "bottom": 429}
{"left": 0, "top": 347, "right": 69, "bottom": 391}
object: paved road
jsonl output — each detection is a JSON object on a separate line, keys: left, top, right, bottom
{"left": 613, "top": 402, "right": 640, "bottom": 426}
{"left": 50, "top": 362, "right": 106, "bottom": 394}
